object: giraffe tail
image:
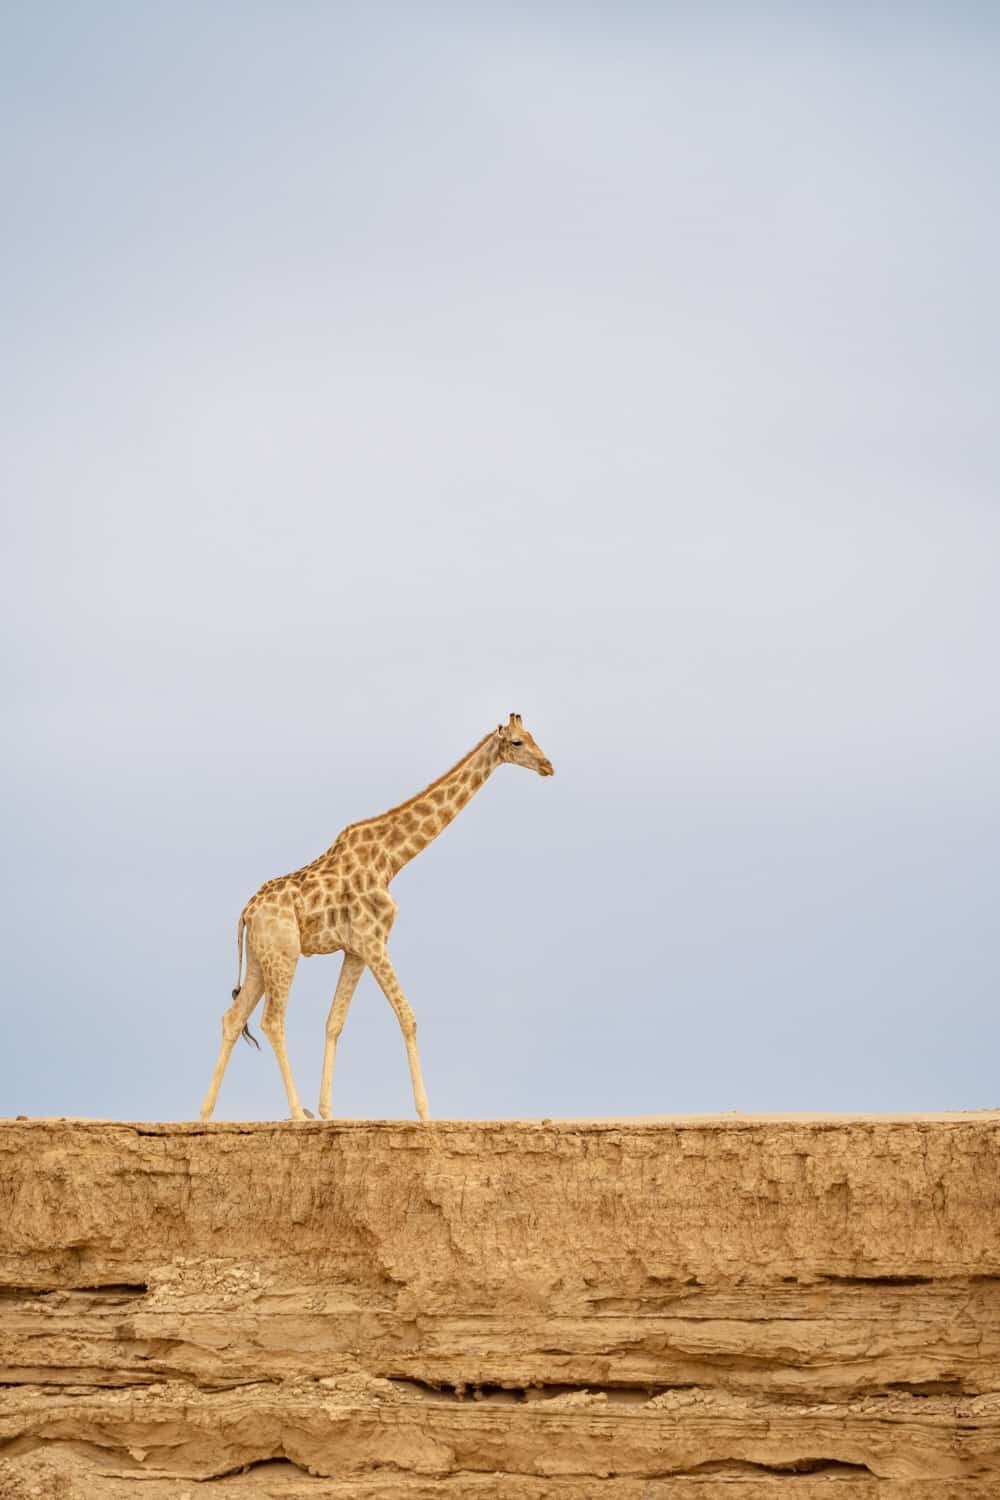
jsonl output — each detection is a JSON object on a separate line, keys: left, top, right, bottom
{"left": 232, "top": 908, "right": 260, "bottom": 1050}
{"left": 232, "top": 909, "right": 246, "bottom": 998}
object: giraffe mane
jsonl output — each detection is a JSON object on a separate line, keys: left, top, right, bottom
{"left": 341, "top": 731, "right": 496, "bottom": 834}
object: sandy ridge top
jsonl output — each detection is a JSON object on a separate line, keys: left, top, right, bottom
{"left": 3, "top": 1110, "right": 1000, "bottom": 1133}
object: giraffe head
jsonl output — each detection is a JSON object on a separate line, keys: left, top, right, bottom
{"left": 497, "top": 713, "right": 554, "bottom": 776}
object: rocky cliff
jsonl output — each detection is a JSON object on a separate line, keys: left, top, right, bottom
{"left": 1, "top": 1115, "right": 998, "bottom": 1498}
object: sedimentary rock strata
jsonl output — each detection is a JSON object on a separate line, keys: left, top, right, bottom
{"left": 0, "top": 1114, "right": 997, "bottom": 1496}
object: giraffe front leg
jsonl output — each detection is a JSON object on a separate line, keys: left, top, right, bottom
{"left": 318, "top": 953, "right": 365, "bottom": 1120}
{"left": 200, "top": 966, "right": 265, "bottom": 1120}
{"left": 366, "top": 949, "right": 430, "bottom": 1123}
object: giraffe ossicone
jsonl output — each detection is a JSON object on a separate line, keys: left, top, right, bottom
{"left": 199, "top": 714, "right": 554, "bottom": 1123}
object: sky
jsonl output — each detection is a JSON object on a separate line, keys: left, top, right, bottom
{"left": 2, "top": 3, "right": 998, "bottom": 1121}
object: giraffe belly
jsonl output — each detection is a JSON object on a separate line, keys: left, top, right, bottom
{"left": 298, "top": 908, "right": 347, "bottom": 957}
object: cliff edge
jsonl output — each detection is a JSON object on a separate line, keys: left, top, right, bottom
{"left": 1, "top": 1114, "right": 998, "bottom": 1497}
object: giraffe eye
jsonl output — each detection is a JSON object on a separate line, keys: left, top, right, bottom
{"left": 512, "top": 739, "right": 523, "bottom": 746}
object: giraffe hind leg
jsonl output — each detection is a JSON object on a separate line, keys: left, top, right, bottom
{"left": 200, "top": 961, "right": 265, "bottom": 1120}
{"left": 258, "top": 952, "right": 308, "bottom": 1121}
{"left": 231, "top": 981, "right": 261, "bottom": 1049}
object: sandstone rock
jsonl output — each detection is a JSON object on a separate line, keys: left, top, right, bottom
{"left": 1, "top": 1114, "right": 998, "bottom": 1497}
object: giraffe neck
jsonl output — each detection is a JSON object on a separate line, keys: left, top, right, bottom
{"left": 364, "top": 732, "right": 502, "bottom": 878}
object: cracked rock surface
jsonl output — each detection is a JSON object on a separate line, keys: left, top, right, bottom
{"left": 1, "top": 1114, "right": 998, "bottom": 1497}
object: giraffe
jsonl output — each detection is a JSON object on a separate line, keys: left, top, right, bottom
{"left": 200, "top": 714, "right": 554, "bottom": 1123}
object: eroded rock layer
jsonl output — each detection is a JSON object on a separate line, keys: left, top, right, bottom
{"left": 0, "top": 1114, "right": 998, "bottom": 1497}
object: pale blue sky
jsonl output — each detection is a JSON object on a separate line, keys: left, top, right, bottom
{"left": 2, "top": 3, "right": 998, "bottom": 1120}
